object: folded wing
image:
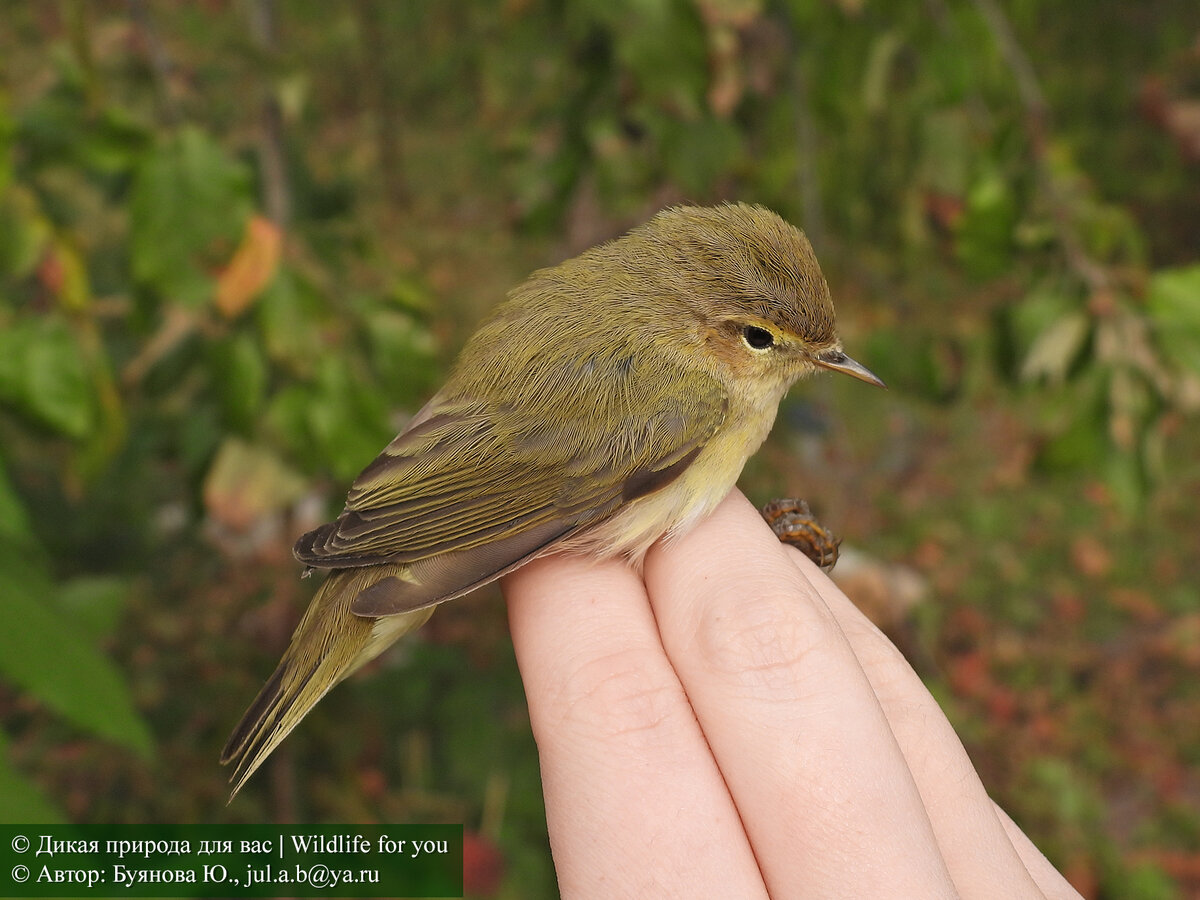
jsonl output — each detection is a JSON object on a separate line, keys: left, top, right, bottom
{"left": 294, "top": 379, "right": 726, "bottom": 616}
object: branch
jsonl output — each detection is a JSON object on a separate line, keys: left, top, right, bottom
{"left": 968, "top": 0, "right": 1111, "bottom": 294}
{"left": 247, "top": 0, "right": 292, "bottom": 228}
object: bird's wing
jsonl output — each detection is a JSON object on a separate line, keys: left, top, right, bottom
{"left": 293, "top": 375, "right": 726, "bottom": 616}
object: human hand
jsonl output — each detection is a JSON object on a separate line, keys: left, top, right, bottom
{"left": 504, "top": 490, "right": 1082, "bottom": 899}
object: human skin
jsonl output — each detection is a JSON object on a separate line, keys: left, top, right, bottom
{"left": 504, "top": 490, "right": 1083, "bottom": 900}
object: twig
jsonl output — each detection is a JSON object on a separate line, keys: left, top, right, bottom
{"left": 127, "top": 0, "right": 179, "bottom": 124}
{"left": 968, "top": 0, "right": 1111, "bottom": 294}
{"left": 783, "top": 6, "right": 825, "bottom": 248}
{"left": 355, "top": 0, "right": 408, "bottom": 212}
{"left": 247, "top": 0, "right": 292, "bottom": 228}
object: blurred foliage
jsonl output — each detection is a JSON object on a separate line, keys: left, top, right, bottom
{"left": 0, "top": 0, "right": 437, "bottom": 825}
{"left": 0, "top": 1, "right": 1197, "bottom": 897}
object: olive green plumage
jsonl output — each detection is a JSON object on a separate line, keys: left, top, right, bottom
{"left": 221, "top": 203, "right": 881, "bottom": 797}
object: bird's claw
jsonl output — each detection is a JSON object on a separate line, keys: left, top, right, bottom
{"left": 761, "top": 498, "right": 840, "bottom": 570}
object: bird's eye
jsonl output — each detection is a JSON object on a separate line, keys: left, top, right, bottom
{"left": 742, "top": 325, "right": 775, "bottom": 350}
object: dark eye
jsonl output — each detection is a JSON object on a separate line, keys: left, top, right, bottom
{"left": 742, "top": 325, "right": 775, "bottom": 350}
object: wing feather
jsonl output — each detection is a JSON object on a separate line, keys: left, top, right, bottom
{"left": 293, "top": 363, "right": 726, "bottom": 614}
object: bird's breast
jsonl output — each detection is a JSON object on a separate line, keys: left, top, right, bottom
{"left": 561, "top": 399, "right": 781, "bottom": 566}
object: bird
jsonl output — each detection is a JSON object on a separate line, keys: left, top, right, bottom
{"left": 221, "top": 202, "right": 883, "bottom": 796}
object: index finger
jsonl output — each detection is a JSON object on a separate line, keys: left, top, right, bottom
{"left": 644, "top": 490, "right": 957, "bottom": 898}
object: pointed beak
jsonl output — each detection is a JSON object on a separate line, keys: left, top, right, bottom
{"left": 813, "top": 349, "right": 886, "bottom": 388}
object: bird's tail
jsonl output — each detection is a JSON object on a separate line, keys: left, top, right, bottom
{"left": 221, "top": 566, "right": 434, "bottom": 799}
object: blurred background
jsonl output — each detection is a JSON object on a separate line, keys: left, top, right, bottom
{"left": 1, "top": 1, "right": 1198, "bottom": 897}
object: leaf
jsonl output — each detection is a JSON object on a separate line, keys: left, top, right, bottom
{"left": 386, "top": 273, "right": 434, "bottom": 315}
{"left": 130, "top": 126, "right": 253, "bottom": 308}
{"left": 37, "top": 235, "right": 92, "bottom": 311}
{"left": 955, "top": 168, "right": 1018, "bottom": 279}
{"left": 214, "top": 215, "right": 283, "bottom": 319}
{"left": 0, "top": 318, "right": 94, "bottom": 438}
{"left": 0, "top": 186, "right": 52, "bottom": 280}
{"left": 604, "top": 0, "right": 708, "bottom": 111}
{"left": 998, "top": 284, "right": 1079, "bottom": 381}
{"left": 1103, "top": 449, "right": 1148, "bottom": 515}
{"left": 365, "top": 310, "right": 438, "bottom": 403}
{"left": 1147, "top": 264, "right": 1200, "bottom": 377}
{"left": 210, "top": 331, "right": 268, "bottom": 432}
{"left": 267, "top": 358, "right": 393, "bottom": 480}
{"left": 14, "top": 80, "right": 150, "bottom": 176}
{"left": 0, "top": 456, "right": 34, "bottom": 544}
{"left": 0, "top": 544, "right": 153, "bottom": 757}
{"left": 256, "top": 271, "right": 327, "bottom": 376}
{"left": 862, "top": 30, "right": 904, "bottom": 115}
{"left": 1037, "top": 375, "right": 1108, "bottom": 472}
{"left": 307, "top": 357, "right": 394, "bottom": 481}
{"left": 1024, "top": 756, "right": 1103, "bottom": 828}
{"left": 202, "top": 438, "right": 308, "bottom": 532}
{"left": 1020, "top": 312, "right": 1091, "bottom": 384}
{"left": 0, "top": 455, "right": 148, "bottom": 756}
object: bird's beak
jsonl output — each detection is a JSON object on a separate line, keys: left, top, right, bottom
{"left": 813, "top": 349, "right": 886, "bottom": 388}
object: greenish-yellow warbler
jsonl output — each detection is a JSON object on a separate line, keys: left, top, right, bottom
{"left": 222, "top": 203, "right": 883, "bottom": 795}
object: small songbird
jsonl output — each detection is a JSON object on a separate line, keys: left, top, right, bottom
{"left": 221, "top": 203, "right": 883, "bottom": 795}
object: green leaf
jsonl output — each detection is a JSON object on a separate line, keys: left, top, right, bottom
{"left": 0, "top": 456, "right": 34, "bottom": 544}
{"left": 268, "top": 358, "right": 393, "bottom": 481}
{"left": 256, "top": 271, "right": 326, "bottom": 376}
{"left": 364, "top": 310, "right": 438, "bottom": 403}
{"left": 862, "top": 30, "right": 904, "bottom": 115}
{"left": 385, "top": 274, "right": 435, "bottom": 315}
{"left": 603, "top": 0, "right": 707, "bottom": 109}
{"left": 210, "top": 331, "right": 268, "bottom": 433}
{"left": 955, "top": 168, "right": 1018, "bottom": 279}
{"left": 998, "top": 283, "right": 1081, "bottom": 382}
{"left": 0, "top": 187, "right": 52, "bottom": 282}
{"left": 1020, "top": 311, "right": 1091, "bottom": 385}
{"left": 1037, "top": 375, "right": 1108, "bottom": 472}
{"left": 0, "top": 317, "right": 94, "bottom": 438}
{"left": 0, "top": 545, "right": 153, "bottom": 758}
{"left": 307, "top": 358, "right": 393, "bottom": 481}
{"left": 80, "top": 106, "right": 154, "bottom": 175}
{"left": 1148, "top": 265, "right": 1200, "bottom": 377}
{"left": 1103, "top": 447, "right": 1148, "bottom": 515}
{"left": 264, "top": 384, "right": 315, "bottom": 468}
{"left": 130, "top": 126, "right": 253, "bottom": 308}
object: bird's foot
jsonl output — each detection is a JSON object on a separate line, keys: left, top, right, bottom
{"left": 761, "top": 498, "right": 840, "bottom": 570}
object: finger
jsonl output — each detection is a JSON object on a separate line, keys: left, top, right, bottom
{"left": 504, "top": 552, "right": 767, "bottom": 900}
{"left": 794, "top": 550, "right": 1049, "bottom": 897}
{"left": 645, "top": 491, "right": 957, "bottom": 898}
{"left": 993, "top": 803, "right": 1084, "bottom": 899}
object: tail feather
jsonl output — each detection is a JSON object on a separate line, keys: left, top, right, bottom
{"left": 221, "top": 661, "right": 296, "bottom": 772}
{"left": 221, "top": 567, "right": 433, "bottom": 799}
